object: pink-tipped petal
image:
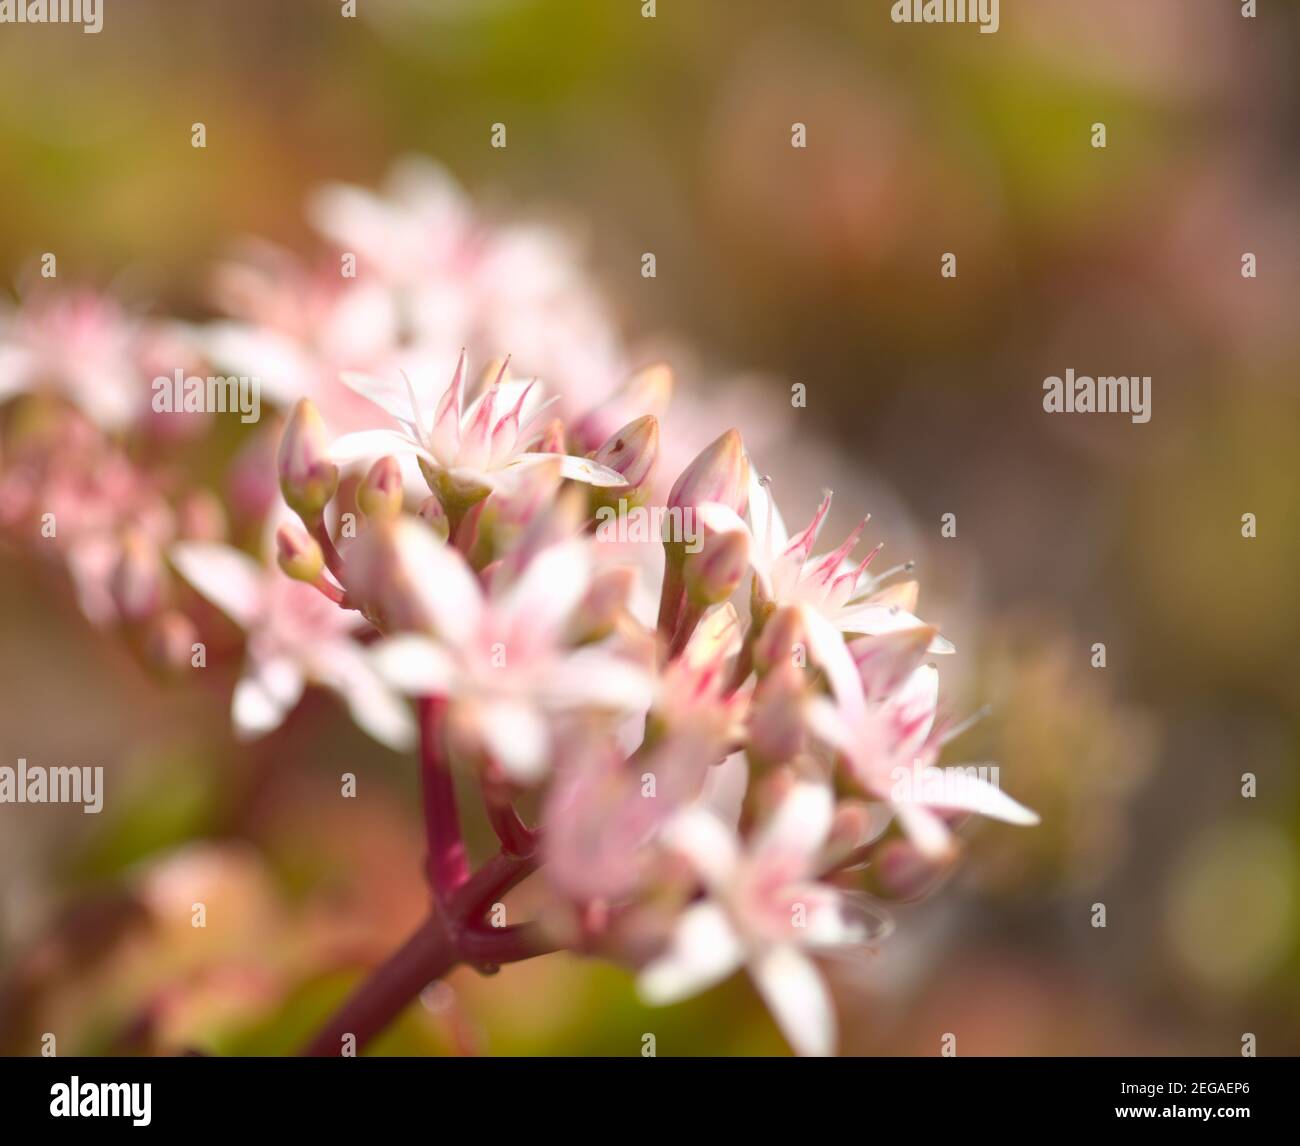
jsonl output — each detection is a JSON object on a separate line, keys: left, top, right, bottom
{"left": 430, "top": 349, "right": 467, "bottom": 462}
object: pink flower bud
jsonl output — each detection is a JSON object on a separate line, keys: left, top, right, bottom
{"left": 568, "top": 565, "right": 637, "bottom": 644}
{"left": 683, "top": 527, "right": 749, "bottom": 607}
{"left": 347, "top": 518, "right": 461, "bottom": 633}
{"left": 357, "top": 455, "right": 404, "bottom": 520}
{"left": 417, "top": 494, "right": 450, "bottom": 541}
{"left": 572, "top": 362, "right": 674, "bottom": 451}
{"left": 752, "top": 605, "right": 807, "bottom": 675}
{"left": 277, "top": 399, "right": 338, "bottom": 518}
{"left": 176, "top": 489, "right": 227, "bottom": 543}
{"left": 667, "top": 428, "right": 748, "bottom": 516}
{"left": 867, "top": 838, "right": 955, "bottom": 902}
{"left": 746, "top": 664, "right": 806, "bottom": 767}
{"left": 143, "top": 610, "right": 199, "bottom": 674}
{"left": 110, "top": 530, "right": 165, "bottom": 622}
{"left": 275, "top": 522, "right": 325, "bottom": 583}
{"left": 592, "top": 415, "right": 658, "bottom": 493}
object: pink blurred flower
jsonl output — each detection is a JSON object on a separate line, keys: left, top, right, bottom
{"left": 171, "top": 531, "right": 414, "bottom": 749}
{"left": 0, "top": 288, "right": 148, "bottom": 431}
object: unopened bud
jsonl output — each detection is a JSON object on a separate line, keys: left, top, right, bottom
{"left": 110, "top": 531, "right": 165, "bottom": 622}
{"left": 752, "top": 605, "right": 806, "bottom": 675}
{"left": 357, "top": 455, "right": 404, "bottom": 520}
{"left": 683, "top": 527, "right": 749, "bottom": 607}
{"left": 866, "top": 838, "right": 955, "bottom": 902}
{"left": 569, "top": 565, "right": 636, "bottom": 644}
{"left": 275, "top": 522, "right": 324, "bottom": 583}
{"left": 746, "top": 664, "right": 805, "bottom": 767}
{"left": 667, "top": 429, "right": 748, "bottom": 517}
{"left": 144, "top": 610, "right": 199, "bottom": 673}
{"left": 572, "top": 362, "right": 674, "bottom": 451}
{"left": 348, "top": 518, "right": 457, "bottom": 633}
{"left": 592, "top": 415, "right": 658, "bottom": 494}
{"left": 278, "top": 399, "right": 338, "bottom": 517}
{"left": 417, "top": 494, "right": 450, "bottom": 541}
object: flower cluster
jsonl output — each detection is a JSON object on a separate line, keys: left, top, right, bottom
{"left": 0, "top": 160, "right": 1037, "bottom": 1057}
{"left": 266, "top": 349, "right": 1037, "bottom": 1056}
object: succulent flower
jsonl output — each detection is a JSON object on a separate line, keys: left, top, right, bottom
{"left": 368, "top": 533, "right": 653, "bottom": 782}
{"left": 329, "top": 352, "right": 626, "bottom": 516}
{"left": 638, "top": 782, "right": 885, "bottom": 1057}
{"left": 171, "top": 528, "right": 414, "bottom": 751}
{"left": 0, "top": 160, "right": 1043, "bottom": 1062}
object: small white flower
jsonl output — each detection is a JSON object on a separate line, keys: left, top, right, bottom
{"left": 638, "top": 782, "right": 878, "bottom": 1057}
{"left": 329, "top": 351, "right": 626, "bottom": 501}
{"left": 802, "top": 606, "right": 1038, "bottom": 860}
{"left": 171, "top": 534, "right": 415, "bottom": 751}
{"left": 699, "top": 465, "right": 954, "bottom": 653}
{"left": 369, "top": 536, "right": 653, "bottom": 783}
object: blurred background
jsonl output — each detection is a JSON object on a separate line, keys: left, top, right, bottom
{"left": 1, "top": 0, "right": 1298, "bottom": 1055}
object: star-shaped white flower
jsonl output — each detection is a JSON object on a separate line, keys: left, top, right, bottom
{"left": 327, "top": 351, "right": 625, "bottom": 502}
{"left": 699, "top": 465, "right": 954, "bottom": 654}
{"left": 170, "top": 536, "right": 414, "bottom": 751}
{"left": 368, "top": 530, "right": 653, "bottom": 783}
{"left": 638, "top": 781, "right": 880, "bottom": 1057}
{"left": 801, "top": 606, "right": 1038, "bottom": 860}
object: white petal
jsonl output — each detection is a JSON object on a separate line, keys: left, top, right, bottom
{"left": 171, "top": 542, "right": 266, "bottom": 630}
{"left": 370, "top": 635, "right": 457, "bottom": 695}
{"left": 695, "top": 501, "right": 750, "bottom": 537}
{"left": 753, "top": 782, "right": 834, "bottom": 863}
{"left": 315, "top": 640, "right": 418, "bottom": 752}
{"left": 0, "top": 344, "right": 33, "bottom": 402}
{"left": 805, "top": 696, "right": 853, "bottom": 754}
{"left": 541, "top": 651, "right": 654, "bottom": 712}
{"left": 800, "top": 605, "right": 868, "bottom": 724}
{"left": 661, "top": 807, "right": 740, "bottom": 890}
{"left": 698, "top": 750, "right": 750, "bottom": 829}
{"left": 498, "top": 540, "right": 592, "bottom": 643}
{"left": 748, "top": 946, "right": 836, "bottom": 1057}
{"left": 329, "top": 427, "right": 429, "bottom": 465}
{"left": 918, "top": 769, "right": 1040, "bottom": 826}
{"left": 892, "top": 802, "right": 956, "bottom": 862}
{"left": 478, "top": 698, "right": 551, "bottom": 783}
{"left": 204, "top": 324, "right": 312, "bottom": 407}
{"left": 232, "top": 658, "right": 304, "bottom": 740}
{"left": 391, "top": 520, "right": 484, "bottom": 647}
{"left": 637, "top": 902, "right": 745, "bottom": 1006}
{"left": 512, "top": 452, "right": 627, "bottom": 487}
{"left": 339, "top": 370, "right": 426, "bottom": 425}
{"left": 835, "top": 603, "right": 955, "bottom": 654}
{"left": 745, "top": 460, "right": 789, "bottom": 556}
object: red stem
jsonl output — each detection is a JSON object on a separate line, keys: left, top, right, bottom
{"left": 418, "top": 696, "right": 469, "bottom": 900}
{"left": 301, "top": 688, "right": 549, "bottom": 1055}
{"left": 300, "top": 850, "right": 544, "bottom": 1056}
{"left": 300, "top": 913, "right": 457, "bottom": 1057}
{"left": 482, "top": 779, "right": 536, "bottom": 857}
{"left": 308, "top": 517, "right": 347, "bottom": 584}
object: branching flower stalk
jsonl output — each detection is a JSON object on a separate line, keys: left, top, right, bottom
{"left": 256, "top": 354, "right": 1040, "bottom": 1058}
{"left": 0, "top": 162, "right": 1042, "bottom": 1057}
